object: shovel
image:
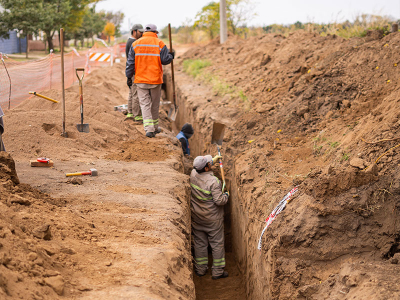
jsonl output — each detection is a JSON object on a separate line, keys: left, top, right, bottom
{"left": 167, "top": 23, "right": 178, "bottom": 121}
{"left": 75, "top": 68, "right": 89, "bottom": 133}
{"left": 211, "top": 122, "right": 226, "bottom": 192}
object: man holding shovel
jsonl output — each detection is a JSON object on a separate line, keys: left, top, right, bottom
{"left": 125, "top": 24, "right": 174, "bottom": 138}
{"left": 190, "top": 154, "right": 229, "bottom": 280}
{"left": 125, "top": 24, "right": 144, "bottom": 122}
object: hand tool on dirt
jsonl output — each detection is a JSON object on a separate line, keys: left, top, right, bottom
{"left": 167, "top": 23, "right": 178, "bottom": 121}
{"left": 29, "top": 92, "right": 59, "bottom": 103}
{"left": 211, "top": 122, "right": 226, "bottom": 192}
{"left": 60, "top": 28, "right": 68, "bottom": 138}
{"left": 66, "top": 168, "right": 98, "bottom": 177}
{"left": 75, "top": 68, "right": 90, "bottom": 133}
{"left": 30, "top": 157, "right": 54, "bottom": 167}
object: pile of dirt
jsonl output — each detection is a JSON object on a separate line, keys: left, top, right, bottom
{"left": 176, "top": 29, "right": 400, "bottom": 299}
{"left": 0, "top": 152, "right": 71, "bottom": 299}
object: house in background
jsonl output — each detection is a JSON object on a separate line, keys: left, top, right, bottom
{"left": 0, "top": 5, "right": 27, "bottom": 54}
{"left": 0, "top": 30, "right": 27, "bottom": 54}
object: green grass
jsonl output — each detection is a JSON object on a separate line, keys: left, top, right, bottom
{"left": 341, "top": 152, "right": 350, "bottom": 161}
{"left": 183, "top": 59, "right": 211, "bottom": 78}
{"left": 183, "top": 58, "right": 248, "bottom": 106}
{"left": 330, "top": 141, "right": 340, "bottom": 148}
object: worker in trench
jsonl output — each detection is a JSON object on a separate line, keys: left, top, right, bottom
{"left": 190, "top": 155, "right": 229, "bottom": 280}
{"left": 125, "top": 24, "right": 144, "bottom": 123}
{"left": 176, "top": 123, "right": 194, "bottom": 156}
{"left": 125, "top": 24, "right": 174, "bottom": 138}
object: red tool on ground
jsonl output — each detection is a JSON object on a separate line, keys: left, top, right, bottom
{"left": 30, "top": 157, "right": 54, "bottom": 167}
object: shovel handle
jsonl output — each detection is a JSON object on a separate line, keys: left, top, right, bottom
{"left": 76, "top": 68, "right": 85, "bottom": 82}
{"left": 168, "top": 24, "right": 176, "bottom": 109}
{"left": 217, "top": 146, "right": 226, "bottom": 191}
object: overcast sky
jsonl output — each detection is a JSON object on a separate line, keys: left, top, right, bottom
{"left": 96, "top": 0, "right": 400, "bottom": 32}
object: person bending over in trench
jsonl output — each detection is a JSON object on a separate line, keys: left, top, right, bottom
{"left": 190, "top": 155, "right": 229, "bottom": 280}
{"left": 176, "top": 123, "right": 194, "bottom": 156}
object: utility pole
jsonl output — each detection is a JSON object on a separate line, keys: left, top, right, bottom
{"left": 220, "top": 0, "right": 228, "bottom": 44}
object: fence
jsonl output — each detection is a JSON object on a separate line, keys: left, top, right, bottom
{"left": 0, "top": 43, "right": 122, "bottom": 110}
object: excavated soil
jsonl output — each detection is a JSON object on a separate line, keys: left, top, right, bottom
{"left": 0, "top": 62, "right": 195, "bottom": 299}
{"left": 170, "top": 29, "right": 400, "bottom": 299}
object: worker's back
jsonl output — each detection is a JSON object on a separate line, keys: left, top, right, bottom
{"left": 190, "top": 169, "right": 228, "bottom": 225}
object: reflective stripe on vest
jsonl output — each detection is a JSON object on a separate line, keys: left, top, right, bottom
{"left": 190, "top": 183, "right": 212, "bottom": 201}
{"left": 132, "top": 32, "right": 164, "bottom": 85}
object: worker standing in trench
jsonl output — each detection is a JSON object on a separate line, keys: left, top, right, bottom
{"left": 125, "top": 24, "right": 174, "bottom": 138}
{"left": 190, "top": 155, "right": 229, "bottom": 280}
{"left": 125, "top": 24, "right": 144, "bottom": 122}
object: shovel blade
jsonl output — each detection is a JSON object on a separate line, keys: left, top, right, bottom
{"left": 76, "top": 124, "right": 90, "bottom": 133}
{"left": 211, "top": 122, "right": 226, "bottom": 146}
{"left": 168, "top": 106, "right": 178, "bottom": 121}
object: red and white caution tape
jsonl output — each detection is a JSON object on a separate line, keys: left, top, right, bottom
{"left": 257, "top": 186, "right": 298, "bottom": 250}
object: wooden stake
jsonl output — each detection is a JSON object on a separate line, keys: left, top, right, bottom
{"left": 60, "top": 28, "right": 67, "bottom": 137}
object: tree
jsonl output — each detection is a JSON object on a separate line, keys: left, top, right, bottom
{"left": 101, "top": 10, "right": 124, "bottom": 37}
{"left": 81, "top": 5, "right": 106, "bottom": 47}
{"left": 193, "top": 0, "right": 256, "bottom": 39}
{"left": 194, "top": 2, "right": 220, "bottom": 39}
{"left": 103, "top": 22, "right": 115, "bottom": 43}
{"left": 0, "top": 0, "right": 42, "bottom": 58}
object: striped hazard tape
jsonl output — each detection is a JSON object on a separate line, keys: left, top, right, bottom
{"left": 89, "top": 52, "right": 111, "bottom": 62}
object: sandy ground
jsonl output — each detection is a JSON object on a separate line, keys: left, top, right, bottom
{"left": 0, "top": 62, "right": 195, "bottom": 299}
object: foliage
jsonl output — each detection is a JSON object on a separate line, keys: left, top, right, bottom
{"left": 103, "top": 22, "right": 115, "bottom": 42}
{"left": 183, "top": 59, "right": 211, "bottom": 77}
{"left": 101, "top": 11, "right": 124, "bottom": 37}
{"left": 0, "top": 0, "right": 42, "bottom": 39}
{"left": 193, "top": 0, "right": 256, "bottom": 39}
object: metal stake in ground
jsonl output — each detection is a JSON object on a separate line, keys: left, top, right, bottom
{"left": 167, "top": 23, "right": 178, "bottom": 121}
{"left": 60, "top": 28, "right": 68, "bottom": 138}
{"left": 211, "top": 122, "right": 227, "bottom": 191}
{"left": 75, "top": 68, "right": 89, "bottom": 133}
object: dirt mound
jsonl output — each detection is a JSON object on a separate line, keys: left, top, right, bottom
{"left": 177, "top": 29, "right": 400, "bottom": 299}
{"left": 105, "top": 138, "right": 172, "bottom": 162}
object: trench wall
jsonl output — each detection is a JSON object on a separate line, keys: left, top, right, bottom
{"left": 164, "top": 70, "right": 265, "bottom": 298}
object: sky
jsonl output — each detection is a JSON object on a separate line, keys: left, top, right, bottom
{"left": 96, "top": 0, "right": 400, "bottom": 32}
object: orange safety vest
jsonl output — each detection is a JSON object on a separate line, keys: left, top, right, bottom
{"left": 131, "top": 32, "right": 165, "bottom": 85}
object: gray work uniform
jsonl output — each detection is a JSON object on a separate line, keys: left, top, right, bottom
{"left": 190, "top": 169, "right": 228, "bottom": 277}
{"left": 128, "top": 75, "right": 142, "bottom": 121}
{"left": 136, "top": 83, "right": 161, "bottom": 133}
{"left": 126, "top": 40, "right": 142, "bottom": 120}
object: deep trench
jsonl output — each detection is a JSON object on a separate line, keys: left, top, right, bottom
{"left": 164, "top": 75, "right": 248, "bottom": 300}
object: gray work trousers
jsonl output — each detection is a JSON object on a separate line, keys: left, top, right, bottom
{"left": 192, "top": 219, "right": 225, "bottom": 277}
{"left": 136, "top": 84, "right": 162, "bottom": 133}
{"left": 128, "top": 77, "right": 142, "bottom": 120}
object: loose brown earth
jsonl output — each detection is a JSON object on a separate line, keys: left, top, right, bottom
{"left": 3, "top": 29, "right": 400, "bottom": 300}
{"left": 172, "top": 29, "right": 400, "bottom": 299}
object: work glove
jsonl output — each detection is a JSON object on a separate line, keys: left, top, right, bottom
{"left": 212, "top": 155, "right": 222, "bottom": 165}
{"left": 169, "top": 50, "right": 175, "bottom": 59}
{"left": 223, "top": 191, "right": 229, "bottom": 197}
{"left": 127, "top": 77, "right": 132, "bottom": 88}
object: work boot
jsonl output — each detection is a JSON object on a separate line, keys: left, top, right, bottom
{"left": 146, "top": 132, "right": 155, "bottom": 138}
{"left": 195, "top": 270, "right": 206, "bottom": 277}
{"left": 212, "top": 271, "right": 229, "bottom": 280}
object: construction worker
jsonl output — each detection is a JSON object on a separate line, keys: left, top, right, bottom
{"left": 0, "top": 106, "right": 5, "bottom": 151}
{"left": 125, "top": 24, "right": 144, "bottom": 122}
{"left": 176, "top": 123, "right": 194, "bottom": 156}
{"left": 190, "top": 155, "right": 229, "bottom": 280}
{"left": 125, "top": 24, "right": 174, "bottom": 138}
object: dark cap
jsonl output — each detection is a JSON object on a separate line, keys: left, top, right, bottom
{"left": 131, "top": 24, "right": 144, "bottom": 33}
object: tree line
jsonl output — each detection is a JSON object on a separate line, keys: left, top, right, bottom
{"left": 0, "top": 0, "right": 124, "bottom": 56}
